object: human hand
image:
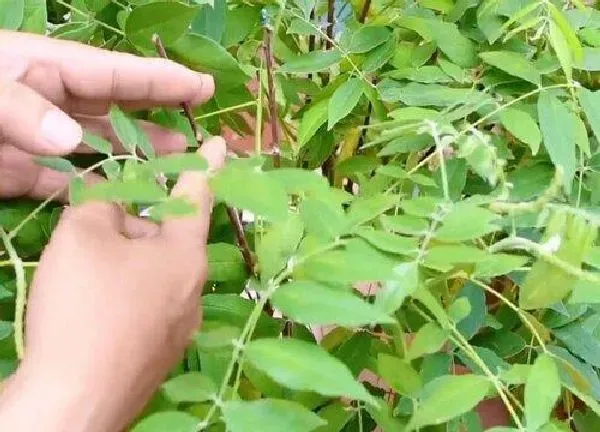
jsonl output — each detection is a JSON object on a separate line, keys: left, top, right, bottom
{"left": 0, "top": 30, "right": 214, "bottom": 199}
{"left": 0, "top": 135, "right": 226, "bottom": 432}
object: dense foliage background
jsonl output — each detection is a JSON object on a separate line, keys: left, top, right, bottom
{"left": 4, "top": 0, "right": 600, "bottom": 430}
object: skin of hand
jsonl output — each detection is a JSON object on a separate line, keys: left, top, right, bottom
{"left": 0, "top": 31, "right": 226, "bottom": 431}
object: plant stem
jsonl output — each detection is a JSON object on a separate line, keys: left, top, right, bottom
{"left": 152, "top": 35, "right": 199, "bottom": 142}
{"left": 152, "top": 34, "right": 256, "bottom": 276}
{"left": 359, "top": 0, "right": 371, "bottom": 23}
{"left": 194, "top": 101, "right": 257, "bottom": 121}
{"left": 1, "top": 228, "right": 26, "bottom": 360}
{"left": 56, "top": 0, "right": 125, "bottom": 36}
{"left": 326, "top": 0, "right": 335, "bottom": 50}
{"left": 263, "top": 26, "right": 281, "bottom": 168}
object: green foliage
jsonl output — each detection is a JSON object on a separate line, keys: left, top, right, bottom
{"left": 5, "top": 0, "right": 600, "bottom": 431}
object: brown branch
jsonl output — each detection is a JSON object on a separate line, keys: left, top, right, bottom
{"left": 152, "top": 34, "right": 256, "bottom": 276}
{"left": 152, "top": 35, "right": 199, "bottom": 142}
{"left": 263, "top": 26, "right": 281, "bottom": 168}
{"left": 359, "top": 0, "right": 371, "bottom": 23}
{"left": 326, "top": 0, "right": 335, "bottom": 50}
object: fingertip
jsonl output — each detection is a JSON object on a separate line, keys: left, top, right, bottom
{"left": 191, "top": 74, "right": 215, "bottom": 105}
{"left": 199, "top": 136, "right": 226, "bottom": 171}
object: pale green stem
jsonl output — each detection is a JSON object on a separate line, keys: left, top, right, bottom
{"left": 56, "top": 0, "right": 125, "bottom": 36}
{"left": 1, "top": 228, "right": 27, "bottom": 360}
{"left": 194, "top": 101, "right": 257, "bottom": 121}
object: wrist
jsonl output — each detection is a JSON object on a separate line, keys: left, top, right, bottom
{"left": 0, "top": 359, "right": 121, "bottom": 432}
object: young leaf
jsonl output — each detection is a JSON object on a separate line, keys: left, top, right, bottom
{"left": 82, "top": 130, "right": 113, "bottom": 155}
{"left": 375, "top": 261, "right": 420, "bottom": 314}
{"left": 223, "top": 399, "right": 326, "bottom": 432}
{"left": 435, "top": 202, "right": 499, "bottom": 242}
{"left": 328, "top": 78, "right": 363, "bottom": 130}
{"left": 109, "top": 105, "right": 155, "bottom": 158}
{"left": 377, "top": 354, "right": 422, "bottom": 396}
{"left": 271, "top": 280, "right": 394, "bottom": 326}
{"left": 479, "top": 51, "right": 541, "bottom": 85}
{"left": 257, "top": 214, "right": 304, "bottom": 281}
{"left": 341, "top": 26, "right": 391, "bottom": 54}
{"left": 125, "top": 1, "right": 197, "bottom": 52}
{"left": 144, "top": 153, "right": 208, "bottom": 174}
{"left": 537, "top": 92, "right": 576, "bottom": 190}
{"left": 207, "top": 243, "right": 247, "bottom": 281}
{"left": 161, "top": 372, "right": 216, "bottom": 403}
{"left": 244, "top": 338, "right": 375, "bottom": 404}
{"left": 408, "top": 374, "right": 491, "bottom": 429}
{"left": 34, "top": 156, "right": 74, "bottom": 173}
{"left": 211, "top": 161, "right": 289, "bottom": 221}
{"left": 500, "top": 108, "right": 541, "bottom": 154}
{"left": 406, "top": 322, "right": 447, "bottom": 361}
{"left": 298, "top": 99, "right": 328, "bottom": 147}
{"left": 130, "top": 412, "right": 197, "bottom": 432}
{"left": 525, "top": 354, "right": 561, "bottom": 431}
{"left": 279, "top": 50, "right": 342, "bottom": 74}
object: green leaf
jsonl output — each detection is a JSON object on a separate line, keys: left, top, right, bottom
{"left": 341, "top": 26, "right": 391, "bottom": 54}
{"left": 223, "top": 399, "right": 326, "bottom": 432}
{"left": 408, "top": 374, "right": 491, "bottom": 429}
{"left": 417, "top": 0, "right": 454, "bottom": 13}
{"left": 271, "top": 280, "right": 394, "bottom": 326}
{"left": 537, "top": 92, "right": 576, "bottom": 190}
{"left": 131, "top": 412, "right": 197, "bottom": 432}
{"left": 257, "top": 214, "right": 304, "bottom": 281}
{"left": 577, "top": 88, "right": 600, "bottom": 158}
{"left": 429, "top": 20, "right": 478, "bottom": 67}
{"left": 406, "top": 322, "right": 447, "bottom": 361}
{"left": 125, "top": 2, "right": 197, "bottom": 53}
{"left": 474, "top": 254, "right": 529, "bottom": 278}
{"left": 548, "top": 3, "right": 583, "bottom": 64}
{"left": 245, "top": 338, "right": 375, "bottom": 404}
{"left": 109, "top": 105, "right": 155, "bottom": 158}
{"left": 299, "top": 198, "right": 345, "bottom": 240}
{"left": 355, "top": 227, "right": 419, "bottom": 256}
{"left": 0, "top": 0, "right": 24, "bottom": 30}
{"left": 144, "top": 153, "right": 208, "bottom": 174}
{"left": 34, "top": 156, "right": 74, "bottom": 173}
{"left": 298, "top": 99, "right": 329, "bottom": 147}
{"left": 375, "top": 261, "right": 419, "bottom": 314}
{"left": 279, "top": 50, "right": 342, "bottom": 74}
{"left": 78, "top": 179, "right": 167, "bottom": 204}
{"left": 363, "top": 37, "right": 395, "bottom": 72}
{"left": 211, "top": 160, "right": 289, "bottom": 221}
{"left": 207, "top": 243, "right": 247, "bottom": 281}
{"left": 21, "top": 0, "right": 46, "bottom": 34}
{"left": 147, "top": 197, "right": 197, "bottom": 222}
{"left": 169, "top": 34, "right": 249, "bottom": 87}
{"left": 0, "top": 321, "right": 13, "bottom": 340}
{"left": 525, "top": 354, "right": 561, "bottom": 431}
{"left": 553, "top": 323, "right": 600, "bottom": 369}
{"left": 380, "top": 214, "right": 430, "bottom": 236}
{"left": 549, "top": 18, "right": 573, "bottom": 81}
{"left": 435, "top": 202, "right": 499, "bottom": 242}
{"left": 161, "top": 372, "right": 216, "bottom": 403}
{"left": 500, "top": 108, "right": 541, "bottom": 154}
{"left": 479, "top": 51, "right": 541, "bottom": 85}
{"left": 328, "top": 78, "right": 363, "bottom": 130}
{"left": 82, "top": 131, "right": 113, "bottom": 155}
{"left": 377, "top": 353, "right": 422, "bottom": 397}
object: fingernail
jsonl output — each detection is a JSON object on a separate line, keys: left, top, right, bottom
{"left": 40, "top": 109, "right": 83, "bottom": 153}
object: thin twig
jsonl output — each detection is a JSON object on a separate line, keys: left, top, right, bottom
{"left": 152, "top": 35, "right": 199, "bottom": 142}
{"left": 152, "top": 34, "right": 256, "bottom": 276}
{"left": 262, "top": 26, "right": 281, "bottom": 167}
{"left": 359, "top": 0, "right": 371, "bottom": 23}
{"left": 326, "top": 0, "right": 335, "bottom": 50}
{"left": 226, "top": 207, "right": 256, "bottom": 274}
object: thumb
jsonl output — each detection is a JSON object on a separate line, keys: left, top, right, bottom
{"left": 0, "top": 57, "right": 82, "bottom": 156}
{"left": 160, "top": 136, "right": 227, "bottom": 248}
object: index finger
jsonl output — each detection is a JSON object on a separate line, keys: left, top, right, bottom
{"left": 160, "top": 136, "right": 226, "bottom": 249}
{"left": 0, "top": 31, "right": 214, "bottom": 107}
